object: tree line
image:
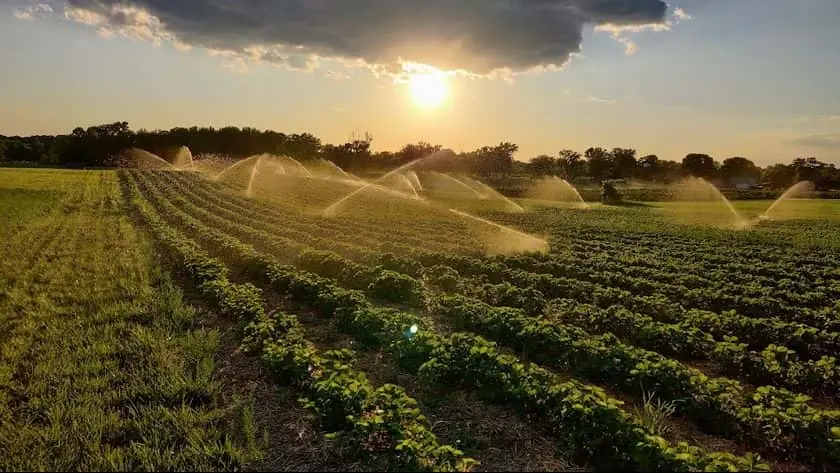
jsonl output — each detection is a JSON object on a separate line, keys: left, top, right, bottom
{"left": 1, "top": 122, "right": 838, "bottom": 190}
{"left": 528, "top": 149, "right": 840, "bottom": 190}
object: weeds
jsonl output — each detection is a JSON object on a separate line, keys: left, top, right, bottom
{"left": 635, "top": 387, "right": 678, "bottom": 437}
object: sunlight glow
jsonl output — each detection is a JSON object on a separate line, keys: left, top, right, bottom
{"left": 408, "top": 70, "right": 448, "bottom": 108}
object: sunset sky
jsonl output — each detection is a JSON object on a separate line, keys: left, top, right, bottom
{"left": 1, "top": 0, "right": 839, "bottom": 165}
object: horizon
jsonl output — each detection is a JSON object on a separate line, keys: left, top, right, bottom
{"left": 4, "top": 123, "right": 837, "bottom": 170}
{"left": 2, "top": 1, "right": 840, "bottom": 165}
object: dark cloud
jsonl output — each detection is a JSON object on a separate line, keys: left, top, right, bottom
{"left": 790, "top": 133, "right": 840, "bottom": 149}
{"left": 60, "top": 0, "right": 669, "bottom": 74}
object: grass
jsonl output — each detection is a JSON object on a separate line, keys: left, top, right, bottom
{"left": 634, "top": 389, "right": 678, "bottom": 437}
{"left": 0, "top": 170, "right": 256, "bottom": 470}
{"left": 653, "top": 199, "right": 840, "bottom": 221}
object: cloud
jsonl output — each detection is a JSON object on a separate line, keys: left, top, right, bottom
{"left": 790, "top": 114, "right": 840, "bottom": 124}
{"left": 673, "top": 8, "right": 692, "bottom": 21}
{"left": 789, "top": 133, "right": 840, "bottom": 149}
{"left": 20, "top": 0, "right": 679, "bottom": 75}
{"left": 13, "top": 2, "right": 52, "bottom": 19}
{"left": 325, "top": 70, "right": 351, "bottom": 81}
{"left": 586, "top": 95, "right": 619, "bottom": 104}
{"left": 595, "top": 5, "right": 692, "bottom": 55}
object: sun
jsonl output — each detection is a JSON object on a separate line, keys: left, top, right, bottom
{"left": 408, "top": 71, "right": 449, "bottom": 108}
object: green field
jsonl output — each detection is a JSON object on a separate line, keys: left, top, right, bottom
{"left": 2, "top": 167, "right": 839, "bottom": 472}
{"left": 0, "top": 169, "right": 264, "bottom": 470}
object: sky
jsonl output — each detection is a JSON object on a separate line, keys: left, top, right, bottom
{"left": 1, "top": 0, "right": 839, "bottom": 165}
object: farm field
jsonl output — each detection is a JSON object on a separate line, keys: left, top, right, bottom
{"left": 0, "top": 169, "right": 261, "bottom": 470}
{"left": 2, "top": 166, "right": 840, "bottom": 471}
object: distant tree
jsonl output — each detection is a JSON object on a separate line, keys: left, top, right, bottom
{"left": 12, "top": 122, "right": 840, "bottom": 189}
{"left": 790, "top": 157, "right": 840, "bottom": 190}
{"left": 471, "top": 142, "right": 518, "bottom": 177}
{"left": 3, "top": 138, "right": 42, "bottom": 163}
{"left": 415, "top": 148, "right": 461, "bottom": 173}
{"left": 283, "top": 133, "right": 321, "bottom": 160}
{"left": 54, "top": 122, "right": 134, "bottom": 167}
{"left": 322, "top": 138, "right": 372, "bottom": 170}
{"left": 720, "top": 157, "right": 760, "bottom": 186}
{"left": 611, "top": 148, "right": 637, "bottom": 179}
{"left": 659, "top": 160, "right": 684, "bottom": 183}
{"left": 636, "top": 154, "right": 660, "bottom": 181}
{"left": 529, "top": 155, "right": 556, "bottom": 176}
{"left": 761, "top": 164, "right": 795, "bottom": 189}
{"left": 511, "top": 159, "right": 530, "bottom": 175}
{"left": 557, "top": 149, "right": 585, "bottom": 181}
{"left": 682, "top": 153, "right": 718, "bottom": 180}
{"left": 585, "top": 147, "right": 613, "bottom": 182}
{"left": 85, "top": 121, "right": 130, "bottom": 138}
{"left": 397, "top": 142, "right": 442, "bottom": 166}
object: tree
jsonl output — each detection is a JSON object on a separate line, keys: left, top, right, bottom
{"left": 659, "top": 160, "right": 684, "bottom": 183}
{"left": 720, "top": 157, "right": 760, "bottom": 186}
{"left": 283, "top": 133, "right": 321, "bottom": 160}
{"left": 529, "top": 155, "right": 556, "bottom": 176}
{"left": 2, "top": 139, "right": 39, "bottom": 162}
{"left": 791, "top": 157, "right": 839, "bottom": 190}
{"left": 611, "top": 148, "right": 637, "bottom": 179}
{"left": 761, "top": 164, "right": 795, "bottom": 189}
{"left": 471, "top": 142, "right": 518, "bottom": 177}
{"left": 557, "top": 149, "right": 585, "bottom": 181}
{"left": 682, "top": 153, "right": 718, "bottom": 180}
{"left": 397, "top": 142, "right": 442, "bottom": 166}
{"left": 585, "top": 147, "right": 612, "bottom": 182}
{"left": 322, "top": 138, "right": 372, "bottom": 170}
{"left": 636, "top": 154, "right": 660, "bottom": 181}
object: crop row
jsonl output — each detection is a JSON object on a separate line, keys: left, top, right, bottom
{"left": 121, "top": 172, "right": 474, "bottom": 471}
{"left": 167, "top": 172, "right": 488, "bottom": 264}
{"left": 139, "top": 172, "right": 840, "bottom": 402}
{"left": 416, "top": 252, "right": 840, "bottom": 356}
{"left": 135, "top": 171, "right": 840, "bottom": 468}
{"left": 189, "top": 170, "right": 840, "bottom": 319}
{"left": 179, "top": 171, "right": 836, "bottom": 296}
{"left": 164, "top": 172, "right": 475, "bottom": 264}
{"left": 492, "top": 207, "right": 840, "bottom": 285}
{"left": 140, "top": 173, "right": 423, "bottom": 304}
{"left": 545, "top": 224, "right": 840, "bottom": 280}
{"left": 503, "top": 250, "right": 839, "bottom": 313}
{"left": 552, "top": 242, "right": 839, "bottom": 299}
{"left": 199, "top": 172, "right": 481, "bottom": 254}
{"left": 212, "top": 175, "right": 474, "bottom": 240}
{"left": 130, "top": 170, "right": 767, "bottom": 471}
{"left": 544, "top": 300, "right": 840, "bottom": 398}
{"left": 433, "top": 295, "right": 840, "bottom": 466}
{"left": 168, "top": 171, "right": 840, "bottom": 332}
{"left": 163, "top": 172, "right": 839, "bottom": 335}
{"left": 181, "top": 178, "right": 840, "bottom": 362}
